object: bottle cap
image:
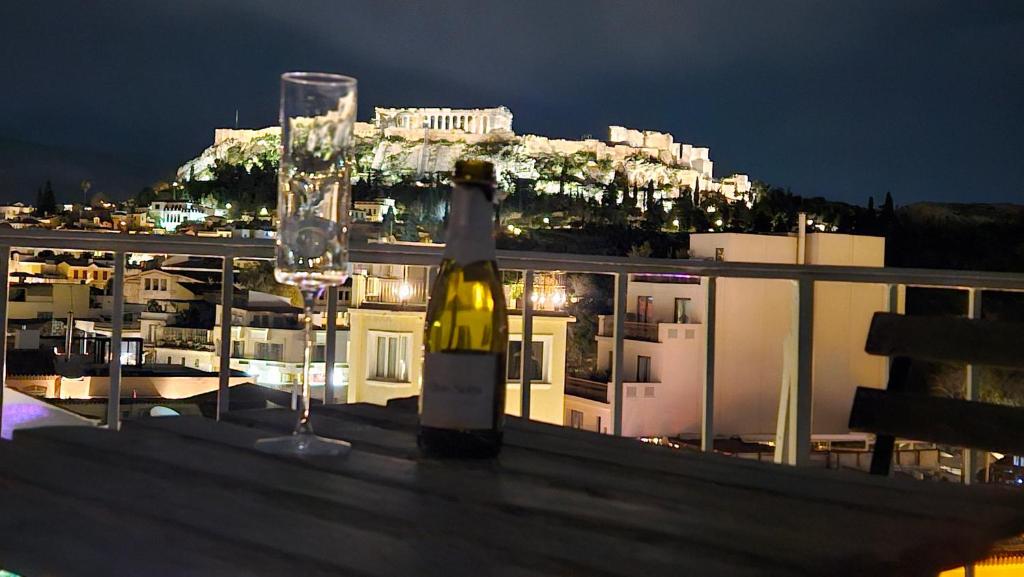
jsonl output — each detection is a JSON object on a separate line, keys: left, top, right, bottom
{"left": 452, "top": 160, "right": 496, "bottom": 188}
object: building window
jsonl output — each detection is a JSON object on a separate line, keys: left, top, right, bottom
{"left": 369, "top": 332, "right": 410, "bottom": 382}
{"left": 597, "top": 416, "right": 604, "bottom": 434}
{"left": 715, "top": 247, "right": 725, "bottom": 262}
{"left": 644, "top": 386, "right": 656, "bottom": 398}
{"left": 569, "top": 410, "right": 583, "bottom": 429}
{"left": 313, "top": 344, "right": 326, "bottom": 363}
{"left": 37, "top": 312, "right": 52, "bottom": 320}
{"left": 255, "top": 342, "right": 283, "bottom": 361}
{"left": 626, "top": 386, "right": 637, "bottom": 398}
{"left": 674, "top": 298, "right": 691, "bottom": 323}
{"left": 231, "top": 340, "right": 244, "bottom": 357}
{"left": 636, "top": 356, "right": 651, "bottom": 382}
{"left": 144, "top": 278, "right": 151, "bottom": 290}
{"left": 636, "top": 296, "right": 653, "bottom": 323}
{"left": 507, "top": 340, "right": 545, "bottom": 382}
{"left": 159, "top": 278, "right": 168, "bottom": 291}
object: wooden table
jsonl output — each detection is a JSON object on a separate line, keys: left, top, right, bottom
{"left": 2, "top": 401, "right": 1023, "bottom": 577}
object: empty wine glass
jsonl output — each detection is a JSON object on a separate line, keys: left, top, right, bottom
{"left": 255, "top": 72, "right": 356, "bottom": 457}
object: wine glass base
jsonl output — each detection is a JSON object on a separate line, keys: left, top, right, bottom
{"left": 255, "top": 432, "right": 352, "bottom": 457}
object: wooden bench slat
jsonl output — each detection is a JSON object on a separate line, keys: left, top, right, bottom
{"left": 865, "top": 312, "right": 1024, "bottom": 368}
{"left": 850, "top": 387, "right": 1024, "bottom": 455}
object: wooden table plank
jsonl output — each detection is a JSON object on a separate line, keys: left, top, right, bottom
{"left": 4, "top": 403, "right": 1024, "bottom": 577}
{"left": 11, "top": 423, "right": 773, "bottom": 577}
{"left": 0, "top": 435, "right": 546, "bottom": 577}
{"left": 313, "top": 403, "right": 1024, "bottom": 521}
{"left": 209, "top": 411, "right": 1024, "bottom": 575}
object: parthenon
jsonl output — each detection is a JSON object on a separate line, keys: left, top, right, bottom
{"left": 373, "top": 106, "right": 513, "bottom": 135}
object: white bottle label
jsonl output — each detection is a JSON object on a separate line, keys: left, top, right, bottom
{"left": 421, "top": 352, "right": 497, "bottom": 430}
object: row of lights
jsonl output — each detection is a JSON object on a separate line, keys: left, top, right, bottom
{"left": 530, "top": 290, "right": 567, "bottom": 307}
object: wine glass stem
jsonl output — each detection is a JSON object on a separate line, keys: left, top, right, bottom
{"left": 296, "top": 292, "right": 316, "bottom": 432}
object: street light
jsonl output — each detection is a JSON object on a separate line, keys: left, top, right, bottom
{"left": 672, "top": 219, "right": 680, "bottom": 227}
{"left": 714, "top": 219, "right": 724, "bottom": 227}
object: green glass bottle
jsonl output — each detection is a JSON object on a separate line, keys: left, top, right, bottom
{"left": 418, "top": 160, "right": 508, "bottom": 458}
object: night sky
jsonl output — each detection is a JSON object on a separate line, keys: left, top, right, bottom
{"left": 1, "top": 1, "right": 1022, "bottom": 205}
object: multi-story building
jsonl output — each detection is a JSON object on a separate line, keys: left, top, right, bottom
{"left": 56, "top": 258, "right": 115, "bottom": 288}
{"left": 211, "top": 292, "right": 349, "bottom": 394}
{"left": 0, "top": 203, "right": 34, "bottom": 221}
{"left": 346, "top": 264, "right": 573, "bottom": 426}
{"left": 148, "top": 201, "right": 220, "bottom": 232}
{"left": 7, "top": 283, "right": 93, "bottom": 323}
{"left": 352, "top": 199, "right": 397, "bottom": 223}
{"left": 571, "top": 232, "right": 889, "bottom": 440}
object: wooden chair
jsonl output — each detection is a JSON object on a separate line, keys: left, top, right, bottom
{"left": 849, "top": 312, "right": 1024, "bottom": 476}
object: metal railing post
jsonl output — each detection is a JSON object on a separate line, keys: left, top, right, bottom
{"left": 519, "top": 269, "right": 534, "bottom": 420}
{"left": 701, "top": 276, "right": 717, "bottom": 453}
{"left": 324, "top": 286, "right": 339, "bottom": 405}
{"left": 106, "top": 251, "right": 126, "bottom": 431}
{"left": 611, "top": 272, "right": 627, "bottom": 436}
{"left": 963, "top": 288, "right": 982, "bottom": 485}
{"left": 792, "top": 277, "right": 815, "bottom": 466}
{"left": 0, "top": 245, "right": 10, "bottom": 437}
{"left": 217, "top": 256, "right": 234, "bottom": 420}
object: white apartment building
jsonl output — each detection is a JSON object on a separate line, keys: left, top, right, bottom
{"left": 211, "top": 293, "right": 349, "bottom": 394}
{"left": 352, "top": 199, "right": 397, "bottom": 223}
{"left": 574, "top": 232, "right": 889, "bottom": 440}
{"left": 148, "top": 201, "right": 219, "bottom": 232}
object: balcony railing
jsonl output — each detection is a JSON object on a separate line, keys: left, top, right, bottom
{"left": 364, "top": 276, "right": 426, "bottom": 305}
{"left": 597, "top": 316, "right": 659, "bottom": 342}
{"left": 3, "top": 228, "right": 1024, "bottom": 469}
{"left": 566, "top": 376, "right": 608, "bottom": 403}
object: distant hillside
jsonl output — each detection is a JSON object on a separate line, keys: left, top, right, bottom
{"left": 887, "top": 202, "right": 1024, "bottom": 272}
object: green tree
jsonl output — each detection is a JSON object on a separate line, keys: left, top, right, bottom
{"left": 35, "top": 180, "right": 57, "bottom": 216}
{"left": 628, "top": 241, "right": 653, "bottom": 258}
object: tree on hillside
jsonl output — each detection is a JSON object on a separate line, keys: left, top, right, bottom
{"left": 879, "top": 191, "right": 895, "bottom": 232}
{"left": 79, "top": 179, "right": 92, "bottom": 207}
{"left": 34, "top": 181, "right": 57, "bottom": 216}
{"left": 643, "top": 181, "right": 666, "bottom": 230}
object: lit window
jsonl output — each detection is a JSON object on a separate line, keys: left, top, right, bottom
{"left": 369, "top": 332, "right": 410, "bottom": 382}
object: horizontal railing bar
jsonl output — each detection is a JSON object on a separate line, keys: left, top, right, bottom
{"left": 1, "top": 228, "right": 1024, "bottom": 291}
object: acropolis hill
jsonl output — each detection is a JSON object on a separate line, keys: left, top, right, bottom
{"left": 178, "top": 106, "right": 752, "bottom": 205}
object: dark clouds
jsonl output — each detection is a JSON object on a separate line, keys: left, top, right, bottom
{"left": 1, "top": 0, "right": 1022, "bottom": 204}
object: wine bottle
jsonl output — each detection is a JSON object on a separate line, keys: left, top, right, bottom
{"left": 418, "top": 160, "right": 508, "bottom": 458}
